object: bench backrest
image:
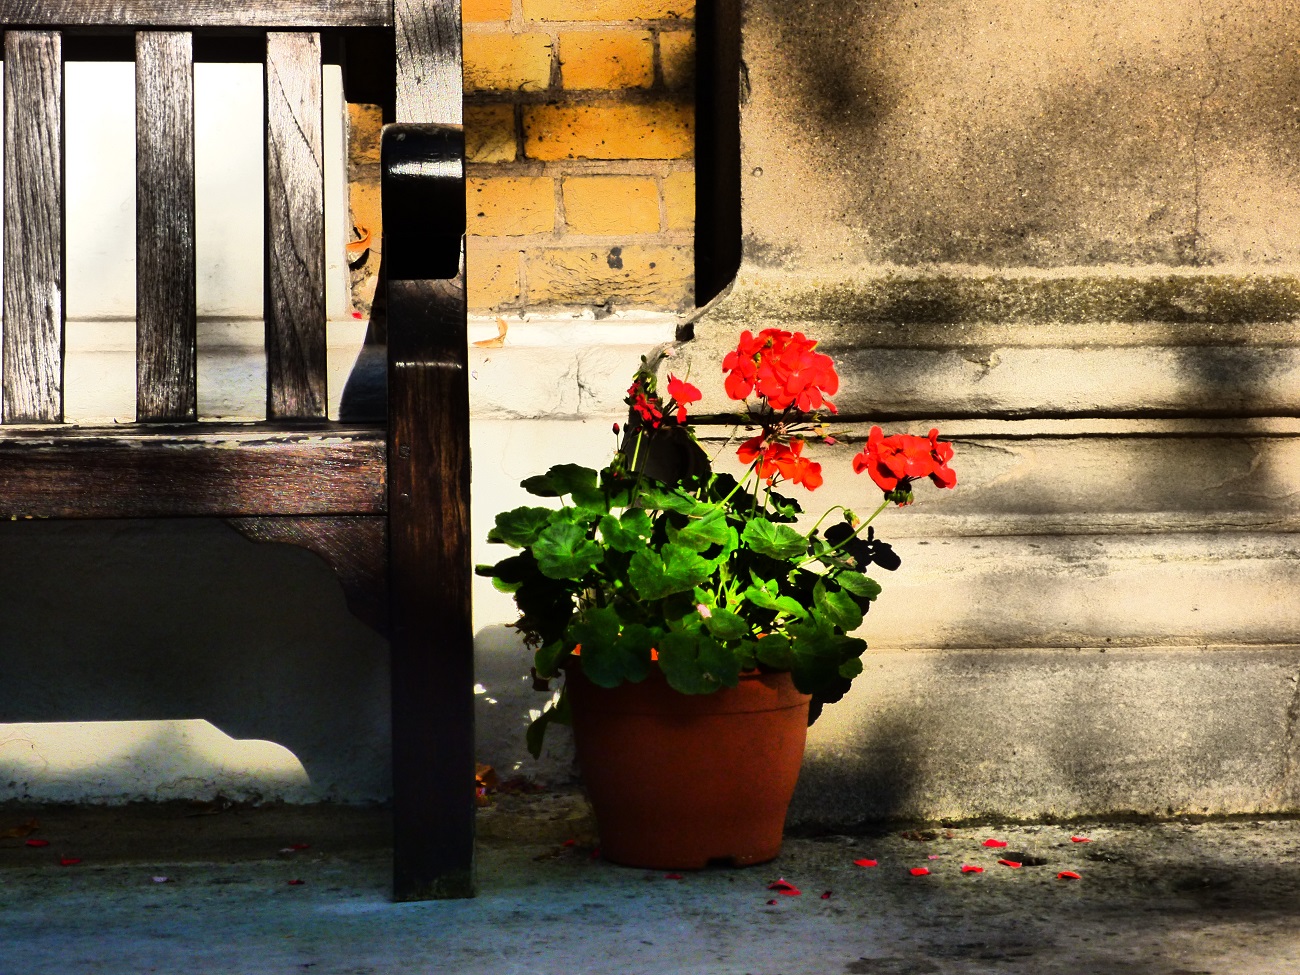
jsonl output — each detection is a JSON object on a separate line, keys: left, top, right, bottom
{"left": 0, "top": 2, "right": 391, "bottom": 425}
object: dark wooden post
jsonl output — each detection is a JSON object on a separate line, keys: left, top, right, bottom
{"left": 385, "top": 0, "right": 472, "bottom": 902}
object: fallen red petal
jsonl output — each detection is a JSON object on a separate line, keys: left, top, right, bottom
{"left": 927, "top": 854, "right": 941, "bottom": 860}
{"left": 853, "top": 858, "right": 878, "bottom": 868}
{"left": 767, "top": 878, "right": 802, "bottom": 895}
{"left": 766, "top": 899, "right": 778, "bottom": 905}
{"left": 25, "top": 838, "right": 50, "bottom": 848}
{"left": 997, "top": 859, "right": 1022, "bottom": 869}
{"left": 287, "top": 879, "right": 304, "bottom": 886}
{"left": 289, "top": 843, "right": 310, "bottom": 851}
{"left": 961, "top": 865, "right": 984, "bottom": 874}
{"left": 982, "top": 838, "right": 1008, "bottom": 848}
{"left": 909, "top": 867, "right": 931, "bottom": 877}
{"left": 1057, "top": 871, "right": 1082, "bottom": 880}
{"left": 562, "top": 839, "right": 577, "bottom": 847}
{"left": 1070, "top": 836, "right": 1091, "bottom": 843}
{"left": 664, "top": 873, "right": 683, "bottom": 880}
{"left": 59, "top": 858, "right": 82, "bottom": 866}
{"left": 820, "top": 891, "right": 832, "bottom": 899}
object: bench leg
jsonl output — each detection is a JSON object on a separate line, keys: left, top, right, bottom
{"left": 387, "top": 273, "right": 475, "bottom": 900}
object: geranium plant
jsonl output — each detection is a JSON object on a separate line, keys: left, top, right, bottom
{"left": 478, "top": 329, "right": 956, "bottom": 755}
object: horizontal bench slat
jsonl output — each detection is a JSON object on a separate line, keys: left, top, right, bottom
{"left": 2, "top": 30, "right": 62, "bottom": 423}
{"left": 0, "top": 1, "right": 391, "bottom": 28}
{"left": 0, "top": 424, "right": 386, "bottom": 517}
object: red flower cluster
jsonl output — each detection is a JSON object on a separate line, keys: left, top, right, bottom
{"left": 852, "top": 427, "right": 957, "bottom": 503}
{"left": 722, "top": 329, "right": 839, "bottom": 413}
{"left": 626, "top": 379, "right": 663, "bottom": 427}
{"left": 627, "top": 374, "right": 702, "bottom": 427}
{"left": 738, "top": 435, "right": 824, "bottom": 490}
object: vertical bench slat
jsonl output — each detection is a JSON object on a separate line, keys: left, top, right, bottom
{"left": 2, "top": 30, "right": 62, "bottom": 423}
{"left": 265, "top": 30, "right": 326, "bottom": 420}
{"left": 136, "top": 30, "right": 196, "bottom": 422}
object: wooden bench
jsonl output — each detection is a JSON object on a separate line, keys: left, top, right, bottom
{"left": 0, "top": 0, "right": 473, "bottom": 900}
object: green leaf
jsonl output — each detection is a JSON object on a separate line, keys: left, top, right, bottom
{"left": 487, "top": 506, "right": 555, "bottom": 548}
{"left": 534, "top": 520, "right": 603, "bottom": 580}
{"left": 754, "top": 633, "right": 795, "bottom": 670}
{"left": 534, "top": 640, "right": 570, "bottom": 679}
{"left": 525, "top": 687, "right": 572, "bottom": 758}
{"left": 598, "top": 509, "right": 654, "bottom": 553}
{"left": 657, "top": 630, "right": 720, "bottom": 694}
{"left": 521, "top": 464, "right": 603, "bottom": 508}
{"left": 815, "top": 580, "right": 865, "bottom": 632}
{"left": 741, "top": 519, "right": 808, "bottom": 560}
{"left": 837, "top": 572, "right": 883, "bottom": 601}
{"left": 774, "top": 595, "right": 809, "bottom": 619}
{"left": 628, "top": 543, "right": 711, "bottom": 600}
{"left": 743, "top": 575, "right": 781, "bottom": 611}
{"left": 669, "top": 505, "right": 731, "bottom": 551}
{"left": 636, "top": 487, "right": 701, "bottom": 515}
{"left": 571, "top": 611, "right": 654, "bottom": 688}
{"left": 698, "top": 635, "right": 741, "bottom": 688}
{"left": 838, "top": 656, "right": 865, "bottom": 679}
{"left": 704, "top": 607, "right": 748, "bottom": 641}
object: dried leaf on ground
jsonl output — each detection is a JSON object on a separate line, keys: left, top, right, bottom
{"left": 473, "top": 318, "right": 509, "bottom": 349}
{"left": 1, "top": 818, "right": 39, "bottom": 839}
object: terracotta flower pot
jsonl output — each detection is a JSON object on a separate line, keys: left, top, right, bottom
{"left": 566, "top": 665, "right": 812, "bottom": 870}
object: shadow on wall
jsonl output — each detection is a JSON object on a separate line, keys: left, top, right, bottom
{"left": 744, "top": 0, "right": 1300, "bottom": 268}
{"left": 0, "top": 519, "right": 391, "bottom": 804}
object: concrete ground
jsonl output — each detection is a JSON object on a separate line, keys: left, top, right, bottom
{"left": 3, "top": 795, "right": 1300, "bottom": 975}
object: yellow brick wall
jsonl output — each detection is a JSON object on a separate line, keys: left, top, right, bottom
{"left": 462, "top": 0, "right": 695, "bottom": 313}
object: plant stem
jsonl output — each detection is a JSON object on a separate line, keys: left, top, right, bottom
{"left": 793, "top": 498, "right": 891, "bottom": 568}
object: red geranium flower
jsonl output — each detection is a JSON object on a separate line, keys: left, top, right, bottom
{"left": 772, "top": 438, "right": 823, "bottom": 490}
{"left": 721, "top": 328, "right": 838, "bottom": 413}
{"left": 738, "top": 435, "right": 823, "bottom": 491}
{"left": 852, "top": 427, "right": 957, "bottom": 502}
{"left": 665, "top": 374, "right": 702, "bottom": 423}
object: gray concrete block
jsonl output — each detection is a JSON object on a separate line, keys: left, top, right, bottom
{"left": 792, "top": 646, "right": 1300, "bottom": 824}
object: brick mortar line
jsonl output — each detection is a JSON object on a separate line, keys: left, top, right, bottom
{"left": 464, "top": 19, "right": 694, "bottom": 31}
{"left": 467, "top": 159, "right": 695, "bottom": 176}
{"left": 465, "top": 89, "right": 693, "bottom": 105}
{"left": 469, "top": 233, "right": 694, "bottom": 248}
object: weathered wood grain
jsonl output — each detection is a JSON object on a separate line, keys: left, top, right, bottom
{"left": 2, "top": 31, "right": 62, "bottom": 423}
{"left": 394, "top": 0, "right": 462, "bottom": 125}
{"left": 228, "top": 515, "right": 388, "bottom": 635}
{"left": 388, "top": 274, "right": 474, "bottom": 901}
{"left": 0, "top": 1, "right": 390, "bottom": 27}
{"left": 0, "top": 425, "right": 386, "bottom": 517}
{"left": 136, "top": 30, "right": 196, "bottom": 422}
{"left": 265, "top": 30, "right": 326, "bottom": 420}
